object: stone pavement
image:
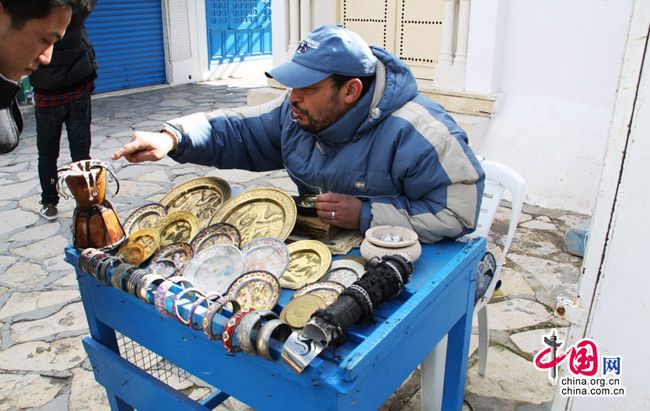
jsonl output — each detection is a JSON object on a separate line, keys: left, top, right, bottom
{"left": 0, "top": 81, "right": 588, "bottom": 411}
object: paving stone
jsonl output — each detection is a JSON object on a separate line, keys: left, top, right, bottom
{"left": 137, "top": 169, "right": 170, "bottom": 182}
{"left": 497, "top": 267, "right": 536, "bottom": 300}
{"left": 507, "top": 254, "right": 579, "bottom": 307}
{"left": 0, "top": 261, "right": 47, "bottom": 289}
{"left": 0, "top": 373, "right": 64, "bottom": 410}
{"left": 0, "top": 208, "right": 39, "bottom": 236}
{"left": 510, "top": 327, "right": 568, "bottom": 357}
{"left": 51, "top": 273, "right": 78, "bottom": 287}
{"left": 44, "top": 255, "right": 72, "bottom": 272}
{"left": 0, "top": 335, "right": 86, "bottom": 371}
{"left": 8, "top": 221, "right": 61, "bottom": 242}
{"left": 69, "top": 367, "right": 110, "bottom": 411}
{"left": 206, "top": 168, "right": 270, "bottom": 184}
{"left": 10, "top": 234, "right": 69, "bottom": 260}
{"left": 0, "top": 256, "right": 17, "bottom": 272}
{"left": 466, "top": 346, "right": 554, "bottom": 404}
{"left": 521, "top": 218, "right": 558, "bottom": 231}
{"left": 0, "top": 286, "right": 7, "bottom": 297}
{"left": 10, "top": 302, "right": 87, "bottom": 343}
{"left": 118, "top": 180, "right": 164, "bottom": 198}
{"left": 0, "top": 180, "right": 37, "bottom": 201}
{"left": 0, "top": 290, "right": 79, "bottom": 320}
{"left": 488, "top": 299, "right": 551, "bottom": 331}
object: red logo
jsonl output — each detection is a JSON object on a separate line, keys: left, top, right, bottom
{"left": 534, "top": 330, "right": 599, "bottom": 382}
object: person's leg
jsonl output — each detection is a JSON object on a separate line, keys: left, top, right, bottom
{"left": 36, "top": 104, "right": 66, "bottom": 207}
{"left": 66, "top": 91, "right": 92, "bottom": 162}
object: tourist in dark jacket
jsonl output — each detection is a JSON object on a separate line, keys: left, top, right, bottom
{"left": 30, "top": 0, "right": 96, "bottom": 220}
{"left": 0, "top": 0, "right": 76, "bottom": 154}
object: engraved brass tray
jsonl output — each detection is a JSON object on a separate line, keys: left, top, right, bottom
{"left": 157, "top": 211, "right": 199, "bottom": 248}
{"left": 209, "top": 187, "right": 297, "bottom": 246}
{"left": 117, "top": 228, "right": 160, "bottom": 265}
{"left": 225, "top": 270, "right": 280, "bottom": 311}
{"left": 159, "top": 177, "right": 231, "bottom": 228}
{"left": 122, "top": 203, "right": 168, "bottom": 235}
{"left": 150, "top": 242, "right": 194, "bottom": 275}
{"left": 190, "top": 223, "right": 241, "bottom": 252}
{"left": 279, "top": 240, "right": 332, "bottom": 289}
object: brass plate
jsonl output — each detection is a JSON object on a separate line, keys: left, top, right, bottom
{"left": 292, "top": 281, "right": 345, "bottom": 306}
{"left": 159, "top": 177, "right": 231, "bottom": 228}
{"left": 157, "top": 211, "right": 199, "bottom": 248}
{"left": 150, "top": 242, "right": 194, "bottom": 274}
{"left": 226, "top": 270, "right": 280, "bottom": 311}
{"left": 116, "top": 243, "right": 146, "bottom": 265}
{"left": 279, "top": 240, "right": 332, "bottom": 289}
{"left": 117, "top": 228, "right": 160, "bottom": 264}
{"left": 190, "top": 223, "right": 241, "bottom": 252}
{"left": 122, "top": 203, "right": 167, "bottom": 235}
{"left": 280, "top": 294, "right": 327, "bottom": 329}
{"left": 321, "top": 259, "right": 365, "bottom": 287}
{"left": 209, "top": 187, "right": 297, "bottom": 246}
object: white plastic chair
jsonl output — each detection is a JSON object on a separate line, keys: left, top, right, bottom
{"left": 421, "top": 159, "right": 526, "bottom": 411}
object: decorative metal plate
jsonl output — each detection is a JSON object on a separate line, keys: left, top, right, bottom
{"left": 209, "top": 187, "right": 297, "bottom": 246}
{"left": 279, "top": 240, "right": 332, "bottom": 289}
{"left": 182, "top": 244, "right": 244, "bottom": 294}
{"left": 225, "top": 270, "right": 280, "bottom": 311}
{"left": 116, "top": 243, "right": 146, "bottom": 266}
{"left": 321, "top": 259, "right": 366, "bottom": 287}
{"left": 150, "top": 242, "right": 194, "bottom": 274}
{"left": 280, "top": 294, "right": 327, "bottom": 329}
{"left": 241, "top": 237, "right": 290, "bottom": 279}
{"left": 117, "top": 228, "right": 160, "bottom": 264}
{"left": 122, "top": 203, "right": 168, "bottom": 235}
{"left": 292, "top": 281, "right": 345, "bottom": 306}
{"left": 157, "top": 211, "right": 199, "bottom": 248}
{"left": 159, "top": 177, "right": 231, "bottom": 228}
{"left": 190, "top": 223, "right": 241, "bottom": 252}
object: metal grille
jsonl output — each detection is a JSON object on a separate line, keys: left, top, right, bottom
{"left": 116, "top": 333, "right": 190, "bottom": 386}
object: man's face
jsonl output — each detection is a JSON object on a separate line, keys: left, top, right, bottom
{"left": 289, "top": 77, "right": 350, "bottom": 134}
{"left": 0, "top": 4, "right": 71, "bottom": 81}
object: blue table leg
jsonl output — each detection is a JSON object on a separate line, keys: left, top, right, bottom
{"left": 441, "top": 304, "right": 475, "bottom": 410}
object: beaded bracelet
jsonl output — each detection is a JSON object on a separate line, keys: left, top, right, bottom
{"left": 256, "top": 318, "right": 293, "bottom": 361}
{"left": 222, "top": 307, "right": 254, "bottom": 354}
{"left": 235, "top": 309, "right": 278, "bottom": 355}
{"left": 348, "top": 284, "right": 374, "bottom": 312}
{"left": 173, "top": 288, "right": 206, "bottom": 326}
{"left": 383, "top": 261, "right": 405, "bottom": 298}
{"left": 202, "top": 297, "right": 241, "bottom": 340}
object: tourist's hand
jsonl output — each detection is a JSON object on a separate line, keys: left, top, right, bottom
{"left": 315, "top": 192, "right": 362, "bottom": 230}
{"left": 111, "top": 131, "right": 175, "bottom": 163}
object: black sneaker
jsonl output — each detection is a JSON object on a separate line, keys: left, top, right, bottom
{"left": 39, "top": 203, "right": 58, "bottom": 220}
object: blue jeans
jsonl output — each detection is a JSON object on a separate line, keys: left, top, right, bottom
{"left": 36, "top": 91, "right": 92, "bottom": 205}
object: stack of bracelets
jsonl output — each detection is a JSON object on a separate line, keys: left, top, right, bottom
{"left": 302, "top": 254, "right": 414, "bottom": 347}
{"left": 78, "top": 248, "right": 292, "bottom": 359}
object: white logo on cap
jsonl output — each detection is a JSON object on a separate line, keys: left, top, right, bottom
{"left": 296, "top": 38, "right": 320, "bottom": 54}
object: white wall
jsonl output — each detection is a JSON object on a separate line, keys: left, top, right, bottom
{"left": 473, "top": 0, "right": 634, "bottom": 213}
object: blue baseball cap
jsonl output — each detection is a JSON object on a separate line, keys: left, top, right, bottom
{"left": 265, "top": 25, "right": 377, "bottom": 88}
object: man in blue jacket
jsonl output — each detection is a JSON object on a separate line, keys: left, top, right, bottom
{"left": 113, "top": 25, "right": 484, "bottom": 243}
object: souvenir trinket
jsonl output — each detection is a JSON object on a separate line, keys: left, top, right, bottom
{"left": 241, "top": 237, "right": 290, "bottom": 279}
{"left": 190, "top": 223, "right": 241, "bottom": 251}
{"left": 225, "top": 270, "right": 280, "bottom": 311}
{"left": 279, "top": 240, "right": 332, "bottom": 289}
{"left": 122, "top": 203, "right": 167, "bottom": 235}
{"left": 160, "top": 177, "right": 231, "bottom": 228}
{"left": 182, "top": 244, "right": 244, "bottom": 294}
{"left": 157, "top": 211, "right": 199, "bottom": 247}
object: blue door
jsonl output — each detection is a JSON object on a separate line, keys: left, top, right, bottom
{"left": 206, "top": 0, "right": 272, "bottom": 67}
{"left": 86, "top": 0, "right": 166, "bottom": 93}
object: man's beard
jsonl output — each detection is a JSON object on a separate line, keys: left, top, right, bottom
{"left": 292, "top": 95, "right": 346, "bottom": 134}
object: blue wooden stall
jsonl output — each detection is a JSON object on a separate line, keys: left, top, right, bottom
{"left": 66, "top": 238, "right": 484, "bottom": 411}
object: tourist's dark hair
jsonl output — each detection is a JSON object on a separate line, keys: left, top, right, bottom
{"left": 1, "top": 0, "right": 83, "bottom": 29}
{"left": 330, "top": 74, "right": 375, "bottom": 99}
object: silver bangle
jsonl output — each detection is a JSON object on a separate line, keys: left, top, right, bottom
{"left": 136, "top": 273, "right": 164, "bottom": 303}
{"left": 349, "top": 284, "right": 374, "bottom": 312}
{"left": 236, "top": 309, "right": 278, "bottom": 355}
{"left": 256, "top": 318, "right": 292, "bottom": 361}
{"left": 383, "top": 261, "right": 404, "bottom": 296}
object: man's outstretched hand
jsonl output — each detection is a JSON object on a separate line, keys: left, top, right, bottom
{"left": 315, "top": 192, "right": 362, "bottom": 230}
{"left": 112, "top": 131, "right": 175, "bottom": 163}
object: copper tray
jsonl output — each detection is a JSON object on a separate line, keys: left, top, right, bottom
{"left": 209, "top": 187, "right": 297, "bottom": 246}
{"left": 159, "top": 177, "right": 231, "bottom": 228}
